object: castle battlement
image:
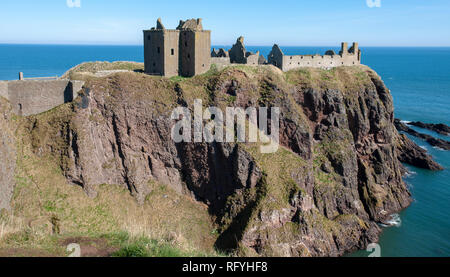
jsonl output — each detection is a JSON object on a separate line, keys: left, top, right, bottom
{"left": 143, "top": 18, "right": 362, "bottom": 77}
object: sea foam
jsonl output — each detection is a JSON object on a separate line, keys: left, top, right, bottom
{"left": 380, "top": 214, "right": 402, "bottom": 228}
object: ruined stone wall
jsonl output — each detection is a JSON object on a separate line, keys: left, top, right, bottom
{"left": 7, "top": 80, "right": 83, "bottom": 116}
{"left": 280, "top": 53, "right": 360, "bottom": 71}
{"left": 246, "top": 54, "right": 259, "bottom": 66}
{"left": 269, "top": 43, "right": 361, "bottom": 72}
{"left": 211, "top": 48, "right": 229, "bottom": 58}
{"left": 211, "top": 57, "right": 231, "bottom": 68}
{"left": 0, "top": 98, "right": 16, "bottom": 211}
{"left": 0, "top": 81, "right": 8, "bottom": 100}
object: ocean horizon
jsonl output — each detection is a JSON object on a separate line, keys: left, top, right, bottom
{"left": 0, "top": 44, "right": 449, "bottom": 257}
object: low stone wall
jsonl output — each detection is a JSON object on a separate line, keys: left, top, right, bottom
{"left": 246, "top": 54, "right": 259, "bottom": 66}
{"left": 4, "top": 80, "right": 84, "bottom": 116}
{"left": 0, "top": 81, "right": 8, "bottom": 99}
{"left": 211, "top": 57, "right": 231, "bottom": 69}
{"left": 0, "top": 98, "right": 16, "bottom": 211}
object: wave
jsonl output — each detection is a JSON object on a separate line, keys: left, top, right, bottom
{"left": 379, "top": 214, "right": 402, "bottom": 228}
{"left": 401, "top": 120, "right": 412, "bottom": 124}
{"left": 419, "top": 145, "right": 428, "bottom": 151}
{"left": 404, "top": 170, "right": 417, "bottom": 178}
{"left": 433, "top": 146, "right": 445, "bottom": 151}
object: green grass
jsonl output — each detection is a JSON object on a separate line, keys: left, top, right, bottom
{"left": 112, "top": 239, "right": 184, "bottom": 257}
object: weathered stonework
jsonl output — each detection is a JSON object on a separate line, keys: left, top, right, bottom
{"left": 0, "top": 98, "right": 16, "bottom": 211}
{"left": 268, "top": 42, "right": 361, "bottom": 71}
{"left": 211, "top": 48, "right": 229, "bottom": 58}
{"left": 229, "top": 37, "right": 261, "bottom": 65}
{"left": 0, "top": 80, "right": 84, "bottom": 116}
{"left": 144, "top": 18, "right": 362, "bottom": 76}
{"left": 210, "top": 37, "right": 265, "bottom": 68}
{"left": 143, "top": 18, "right": 211, "bottom": 77}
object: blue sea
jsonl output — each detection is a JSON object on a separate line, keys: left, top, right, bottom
{"left": 0, "top": 44, "right": 449, "bottom": 257}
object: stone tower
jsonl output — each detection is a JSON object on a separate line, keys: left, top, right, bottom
{"left": 143, "top": 18, "right": 211, "bottom": 77}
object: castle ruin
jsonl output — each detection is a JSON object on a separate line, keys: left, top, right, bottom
{"left": 144, "top": 18, "right": 362, "bottom": 77}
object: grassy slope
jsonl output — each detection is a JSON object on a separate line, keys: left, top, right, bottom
{"left": 0, "top": 106, "right": 219, "bottom": 256}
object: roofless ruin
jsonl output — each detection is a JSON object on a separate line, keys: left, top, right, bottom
{"left": 144, "top": 18, "right": 362, "bottom": 77}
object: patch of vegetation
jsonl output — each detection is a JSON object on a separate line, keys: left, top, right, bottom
{"left": 62, "top": 61, "right": 144, "bottom": 79}
{"left": 112, "top": 237, "right": 186, "bottom": 257}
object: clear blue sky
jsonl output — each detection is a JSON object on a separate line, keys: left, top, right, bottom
{"left": 1, "top": 0, "right": 449, "bottom": 46}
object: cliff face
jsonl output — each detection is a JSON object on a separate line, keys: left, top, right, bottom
{"left": 19, "top": 65, "right": 420, "bottom": 256}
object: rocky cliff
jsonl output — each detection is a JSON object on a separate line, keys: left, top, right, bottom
{"left": 2, "top": 64, "right": 441, "bottom": 257}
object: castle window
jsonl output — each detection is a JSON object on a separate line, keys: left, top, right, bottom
{"left": 187, "top": 54, "right": 190, "bottom": 59}
{"left": 153, "top": 62, "right": 156, "bottom": 67}
{"left": 147, "top": 35, "right": 151, "bottom": 40}
{"left": 202, "top": 64, "right": 205, "bottom": 67}
{"left": 157, "top": 47, "right": 161, "bottom": 54}
{"left": 185, "top": 42, "right": 188, "bottom": 47}
{"left": 171, "top": 49, "right": 175, "bottom": 55}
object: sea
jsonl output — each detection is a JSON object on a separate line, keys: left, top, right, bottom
{"left": 0, "top": 44, "right": 449, "bottom": 257}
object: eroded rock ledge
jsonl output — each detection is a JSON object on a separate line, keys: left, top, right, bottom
{"left": 395, "top": 119, "right": 450, "bottom": 152}
{"left": 410, "top": 121, "right": 450, "bottom": 136}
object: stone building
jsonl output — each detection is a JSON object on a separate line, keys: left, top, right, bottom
{"left": 267, "top": 42, "right": 361, "bottom": 71}
{"left": 143, "top": 18, "right": 211, "bottom": 77}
